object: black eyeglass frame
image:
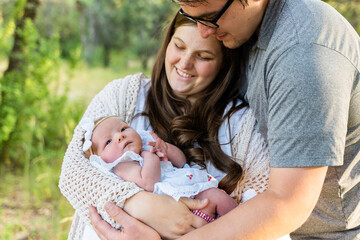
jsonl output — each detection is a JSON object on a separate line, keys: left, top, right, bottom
{"left": 179, "top": 0, "right": 234, "bottom": 29}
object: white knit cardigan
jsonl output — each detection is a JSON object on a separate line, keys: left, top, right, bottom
{"left": 59, "top": 73, "right": 270, "bottom": 240}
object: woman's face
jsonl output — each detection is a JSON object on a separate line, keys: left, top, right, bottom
{"left": 165, "top": 24, "right": 223, "bottom": 102}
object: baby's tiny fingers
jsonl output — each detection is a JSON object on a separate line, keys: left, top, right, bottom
{"left": 156, "top": 152, "right": 165, "bottom": 157}
{"left": 149, "top": 131, "right": 159, "bottom": 140}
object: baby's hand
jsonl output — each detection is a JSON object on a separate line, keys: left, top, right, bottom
{"left": 147, "top": 131, "right": 169, "bottom": 162}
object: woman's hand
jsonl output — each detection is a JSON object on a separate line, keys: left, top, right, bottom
{"left": 124, "top": 191, "right": 208, "bottom": 239}
{"left": 89, "top": 203, "right": 161, "bottom": 240}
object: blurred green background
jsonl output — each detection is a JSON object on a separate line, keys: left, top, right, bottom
{"left": 0, "top": 0, "right": 359, "bottom": 239}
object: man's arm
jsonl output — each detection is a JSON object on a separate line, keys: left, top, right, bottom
{"left": 178, "top": 166, "right": 328, "bottom": 240}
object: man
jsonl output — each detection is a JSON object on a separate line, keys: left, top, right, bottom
{"left": 89, "top": 0, "right": 359, "bottom": 239}
{"left": 174, "top": 0, "right": 360, "bottom": 239}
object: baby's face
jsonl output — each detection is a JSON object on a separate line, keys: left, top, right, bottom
{"left": 91, "top": 117, "right": 142, "bottom": 163}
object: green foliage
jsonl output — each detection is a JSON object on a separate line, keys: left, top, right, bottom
{"left": 35, "top": 1, "right": 82, "bottom": 67}
{"left": 0, "top": 18, "right": 63, "bottom": 165}
{"left": 325, "top": 0, "right": 360, "bottom": 34}
{"left": 73, "top": 0, "right": 176, "bottom": 68}
{"left": 0, "top": 15, "right": 15, "bottom": 59}
{"left": 0, "top": 0, "right": 85, "bottom": 169}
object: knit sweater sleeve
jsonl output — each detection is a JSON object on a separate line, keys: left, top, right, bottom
{"left": 231, "top": 108, "right": 270, "bottom": 203}
{"left": 59, "top": 73, "right": 145, "bottom": 228}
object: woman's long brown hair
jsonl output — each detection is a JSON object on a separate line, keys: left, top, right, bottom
{"left": 145, "top": 13, "right": 249, "bottom": 194}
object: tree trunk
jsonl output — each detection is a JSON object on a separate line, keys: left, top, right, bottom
{"left": 103, "top": 44, "right": 111, "bottom": 67}
{"left": 5, "top": 0, "right": 40, "bottom": 74}
{"left": 0, "top": 0, "right": 41, "bottom": 165}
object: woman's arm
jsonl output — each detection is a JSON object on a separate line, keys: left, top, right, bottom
{"left": 232, "top": 123, "right": 270, "bottom": 199}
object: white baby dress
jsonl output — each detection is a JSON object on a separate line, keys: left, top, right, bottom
{"left": 89, "top": 130, "right": 218, "bottom": 201}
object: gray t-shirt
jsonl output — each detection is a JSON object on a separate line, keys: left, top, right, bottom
{"left": 241, "top": 0, "right": 360, "bottom": 238}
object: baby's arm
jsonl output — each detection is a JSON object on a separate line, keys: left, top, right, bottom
{"left": 166, "top": 143, "right": 187, "bottom": 168}
{"left": 113, "top": 151, "right": 161, "bottom": 192}
{"left": 148, "top": 131, "right": 186, "bottom": 168}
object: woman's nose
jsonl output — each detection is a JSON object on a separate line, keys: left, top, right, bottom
{"left": 179, "top": 53, "right": 193, "bottom": 69}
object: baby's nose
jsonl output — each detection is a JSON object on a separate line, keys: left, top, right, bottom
{"left": 114, "top": 132, "right": 125, "bottom": 142}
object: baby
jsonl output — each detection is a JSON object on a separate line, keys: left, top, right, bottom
{"left": 80, "top": 115, "right": 238, "bottom": 222}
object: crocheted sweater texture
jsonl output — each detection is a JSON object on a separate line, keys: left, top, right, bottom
{"left": 58, "top": 73, "right": 270, "bottom": 239}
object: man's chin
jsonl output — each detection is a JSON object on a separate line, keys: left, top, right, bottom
{"left": 222, "top": 39, "right": 245, "bottom": 49}
{"left": 222, "top": 40, "right": 237, "bottom": 49}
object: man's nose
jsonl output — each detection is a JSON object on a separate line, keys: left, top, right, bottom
{"left": 197, "top": 23, "right": 217, "bottom": 38}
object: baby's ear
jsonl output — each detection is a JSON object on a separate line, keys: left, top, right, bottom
{"left": 84, "top": 150, "right": 91, "bottom": 159}
{"left": 81, "top": 137, "right": 91, "bottom": 158}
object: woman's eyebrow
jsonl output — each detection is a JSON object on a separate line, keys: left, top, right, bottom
{"left": 173, "top": 36, "right": 216, "bottom": 56}
{"left": 173, "top": 36, "right": 184, "bottom": 42}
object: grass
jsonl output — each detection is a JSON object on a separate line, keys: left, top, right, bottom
{"left": 0, "top": 59, "right": 151, "bottom": 239}
{"left": 0, "top": 155, "right": 74, "bottom": 240}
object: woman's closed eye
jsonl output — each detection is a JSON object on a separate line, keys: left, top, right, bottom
{"left": 198, "top": 54, "right": 213, "bottom": 61}
{"left": 174, "top": 42, "right": 184, "bottom": 50}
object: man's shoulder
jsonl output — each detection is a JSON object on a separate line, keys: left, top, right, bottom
{"left": 271, "top": 0, "right": 358, "bottom": 54}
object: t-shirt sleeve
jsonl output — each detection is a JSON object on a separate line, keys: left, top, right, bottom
{"left": 267, "top": 44, "right": 354, "bottom": 167}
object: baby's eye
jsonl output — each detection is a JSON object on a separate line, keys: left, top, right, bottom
{"left": 121, "top": 128, "right": 126, "bottom": 132}
{"left": 106, "top": 139, "right": 112, "bottom": 145}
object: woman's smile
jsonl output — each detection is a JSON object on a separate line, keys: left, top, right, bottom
{"left": 176, "top": 67, "right": 193, "bottom": 78}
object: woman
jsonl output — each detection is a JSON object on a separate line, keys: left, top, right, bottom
{"left": 59, "top": 12, "right": 269, "bottom": 240}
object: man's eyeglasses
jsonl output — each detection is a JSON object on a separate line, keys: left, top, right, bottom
{"left": 179, "top": 0, "right": 234, "bottom": 29}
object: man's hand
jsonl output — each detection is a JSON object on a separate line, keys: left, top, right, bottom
{"left": 124, "top": 191, "right": 209, "bottom": 239}
{"left": 89, "top": 202, "right": 161, "bottom": 240}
